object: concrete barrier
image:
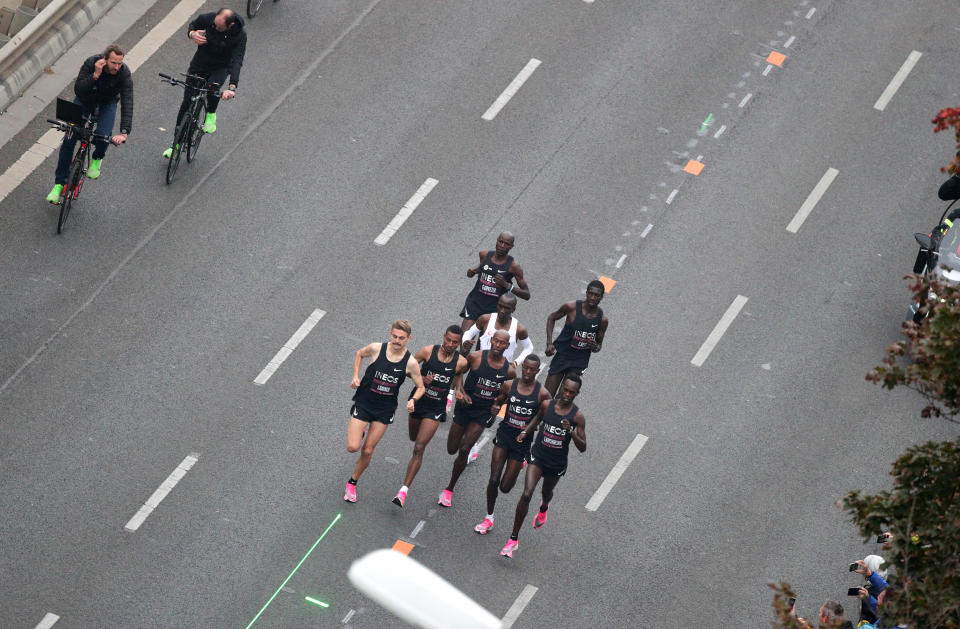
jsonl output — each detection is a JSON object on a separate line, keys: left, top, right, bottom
{"left": 0, "top": 0, "right": 121, "bottom": 113}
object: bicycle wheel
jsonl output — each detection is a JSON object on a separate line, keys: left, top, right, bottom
{"left": 186, "top": 100, "right": 206, "bottom": 163}
{"left": 57, "top": 153, "right": 84, "bottom": 234}
{"left": 247, "top": 0, "right": 263, "bottom": 17}
{"left": 166, "top": 120, "right": 190, "bottom": 184}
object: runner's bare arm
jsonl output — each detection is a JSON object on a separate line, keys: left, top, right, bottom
{"left": 352, "top": 342, "right": 380, "bottom": 388}
{"left": 413, "top": 345, "right": 434, "bottom": 384}
{"left": 592, "top": 316, "right": 609, "bottom": 352}
{"left": 544, "top": 302, "right": 575, "bottom": 354}
{"left": 508, "top": 262, "right": 530, "bottom": 300}
{"left": 490, "top": 379, "right": 513, "bottom": 416}
{"left": 518, "top": 400, "right": 549, "bottom": 443}
{"left": 570, "top": 411, "right": 586, "bottom": 452}
{"left": 466, "top": 250, "right": 487, "bottom": 277}
{"left": 405, "top": 356, "right": 426, "bottom": 413}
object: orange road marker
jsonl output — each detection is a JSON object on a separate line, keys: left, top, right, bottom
{"left": 392, "top": 540, "right": 414, "bottom": 555}
{"left": 766, "top": 51, "right": 786, "bottom": 67}
{"left": 684, "top": 159, "right": 705, "bottom": 176}
{"left": 598, "top": 276, "right": 616, "bottom": 293}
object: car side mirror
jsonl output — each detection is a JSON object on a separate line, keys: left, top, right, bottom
{"left": 915, "top": 233, "right": 934, "bottom": 250}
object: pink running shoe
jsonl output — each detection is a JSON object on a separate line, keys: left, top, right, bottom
{"left": 438, "top": 489, "right": 453, "bottom": 507}
{"left": 392, "top": 489, "right": 407, "bottom": 508}
{"left": 533, "top": 507, "right": 547, "bottom": 529}
{"left": 500, "top": 539, "right": 518, "bottom": 558}
{"left": 474, "top": 517, "right": 495, "bottom": 534}
{"left": 344, "top": 482, "right": 357, "bottom": 503}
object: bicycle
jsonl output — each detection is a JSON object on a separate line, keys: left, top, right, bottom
{"left": 247, "top": 0, "right": 279, "bottom": 19}
{"left": 47, "top": 103, "right": 117, "bottom": 234}
{"left": 159, "top": 72, "right": 221, "bottom": 184}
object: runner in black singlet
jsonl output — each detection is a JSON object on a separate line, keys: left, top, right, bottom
{"left": 473, "top": 355, "right": 552, "bottom": 534}
{"left": 459, "top": 232, "right": 530, "bottom": 333}
{"left": 344, "top": 320, "right": 424, "bottom": 503}
{"left": 392, "top": 325, "right": 469, "bottom": 508}
{"left": 438, "top": 330, "right": 515, "bottom": 508}
{"left": 500, "top": 375, "right": 586, "bottom": 558}
{"left": 544, "top": 280, "right": 609, "bottom": 396}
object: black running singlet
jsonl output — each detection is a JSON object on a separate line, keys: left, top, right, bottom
{"left": 412, "top": 344, "right": 458, "bottom": 410}
{"left": 463, "top": 350, "right": 510, "bottom": 410}
{"left": 352, "top": 343, "right": 410, "bottom": 416}
{"left": 467, "top": 251, "right": 514, "bottom": 312}
{"left": 531, "top": 399, "right": 578, "bottom": 470}
{"left": 501, "top": 380, "right": 541, "bottom": 432}
{"left": 552, "top": 300, "right": 603, "bottom": 370}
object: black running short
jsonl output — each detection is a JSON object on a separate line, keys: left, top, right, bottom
{"left": 351, "top": 403, "right": 394, "bottom": 425}
{"left": 459, "top": 293, "right": 498, "bottom": 320}
{"left": 452, "top": 402, "right": 495, "bottom": 428}
{"left": 409, "top": 395, "right": 447, "bottom": 422}
{"left": 547, "top": 351, "right": 588, "bottom": 377}
{"left": 527, "top": 447, "right": 566, "bottom": 478}
{"left": 493, "top": 425, "right": 530, "bottom": 462}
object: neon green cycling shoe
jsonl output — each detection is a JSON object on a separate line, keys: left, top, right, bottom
{"left": 162, "top": 144, "right": 179, "bottom": 159}
{"left": 87, "top": 158, "right": 102, "bottom": 179}
{"left": 46, "top": 184, "right": 64, "bottom": 204}
{"left": 203, "top": 112, "right": 216, "bottom": 134}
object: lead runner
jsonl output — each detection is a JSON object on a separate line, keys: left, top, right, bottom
{"left": 343, "top": 320, "right": 425, "bottom": 503}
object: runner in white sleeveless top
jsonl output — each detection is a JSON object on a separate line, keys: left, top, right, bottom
{"left": 459, "top": 292, "right": 533, "bottom": 464}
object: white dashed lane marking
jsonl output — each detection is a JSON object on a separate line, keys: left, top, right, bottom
{"left": 690, "top": 295, "right": 748, "bottom": 367}
{"left": 585, "top": 433, "right": 649, "bottom": 511}
{"left": 481, "top": 58, "right": 542, "bottom": 121}
{"left": 874, "top": 50, "right": 921, "bottom": 112}
{"left": 786, "top": 167, "right": 838, "bottom": 233}
{"left": 254, "top": 309, "right": 326, "bottom": 385}
{"left": 373, "top": 178, "right": 439, "bottom": 246}
{"left": 124, "top": 454, "right": 198, "bottom": 532}
{"left": 501, "top": 585, "right": 539, "bottom": 629}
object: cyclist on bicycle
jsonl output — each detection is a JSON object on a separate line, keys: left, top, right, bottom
{"left": 162, "top": 8, "right": 246, "bottom": 159}
{"left": 46, "top": 44, "right": 132, "bottom": 203}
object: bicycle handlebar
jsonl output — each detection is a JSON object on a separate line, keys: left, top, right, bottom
{"left": 158, "top": 71, "right": 224, "bottom": 97}
{"left": 48, "top": 119, "right": 118, "bottom": 143}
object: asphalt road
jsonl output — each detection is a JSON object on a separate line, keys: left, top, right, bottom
{"left": 2, "top": 0, "right": 959, "bottom": 627}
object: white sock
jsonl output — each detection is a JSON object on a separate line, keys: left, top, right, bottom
{"left": 486, "top": 513, "right": 494, "bottom": 521}
{"left": 400, "top": 485, "right": 409, "bottom": 493}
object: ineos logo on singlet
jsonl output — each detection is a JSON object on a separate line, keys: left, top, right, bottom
{"left": 476, "top": 377, "right": 501, "bottom": 392}
{"left": 428, "top": 372, "right": 452, "bottom": 385}
{"left": 375, "top": 371, "right": 400, "bottom": 384}
{"left": 510, "top": 405, "right": 535, "bottom": 416}
{"left": 544, "top": 423, "right": 568, "bottom": 436}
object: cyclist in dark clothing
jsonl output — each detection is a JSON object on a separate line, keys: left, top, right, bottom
{"left": 47, "top": 44, "right": 132, "bottom": 202}
{"left": 163, "top": 9, "right": 246, "bottom": 158}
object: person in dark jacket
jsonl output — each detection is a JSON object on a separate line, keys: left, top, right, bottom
{"left": 162, "top": 8, "right": 246, "bottom": 158}
{"left": 46, "top": 44, "right": 132, "bottom": 203}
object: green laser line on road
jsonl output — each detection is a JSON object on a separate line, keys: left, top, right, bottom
{"left": 244, "top": 512, "right": 342, "bottom": 628}
{"left": 305, "top": 596, "right": 330, "bottom": 608}
{"left": 700, "top": 113, "right": 713, "bottom": 132}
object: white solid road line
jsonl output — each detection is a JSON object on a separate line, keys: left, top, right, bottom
{"left": 690, "top": 295, "right": 748, "bottom": 367}
{"left": 501, "top": 585, "right": 538, "bottom": 629}
{"left": 874, "top": 50, "right": 922, "bottom": 112}
{"left": 254, "top": 309, "right": 326, "bottom": 385}
{"left": 585, "top": 433, "right": 649, "bottom": 512}
{"left": 124, "top": 454, "right": 198, "bottom": 532}
{"left": 786, "top": 167, "right": 838, "bottom": 233}
{"left": 0, "top": 0, "right": 206, "bottom": 205}
{"left": 481, "top": 58, "right": 542, "bottom": 121}
{"left": 373, "top": 178, "right": 439, "bottom": 246}
{"left": 35, "top": 613, "right": 60, "bottom": 628}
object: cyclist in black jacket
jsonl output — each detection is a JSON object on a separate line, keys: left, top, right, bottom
{"left": 162, "top": 9, "right": 246, "bottom": 158}
{"left": 47, "top": 44, "right": 132, "bottom": 203}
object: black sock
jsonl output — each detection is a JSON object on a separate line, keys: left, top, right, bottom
{"left": 539, "top": 504, "right": 548, "bottom": 513}
{"left": 348, "top": 477, "right": 357, "bottom": 485}
{"left": 510, "top": 534, "right": 518, "bottom": 541}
